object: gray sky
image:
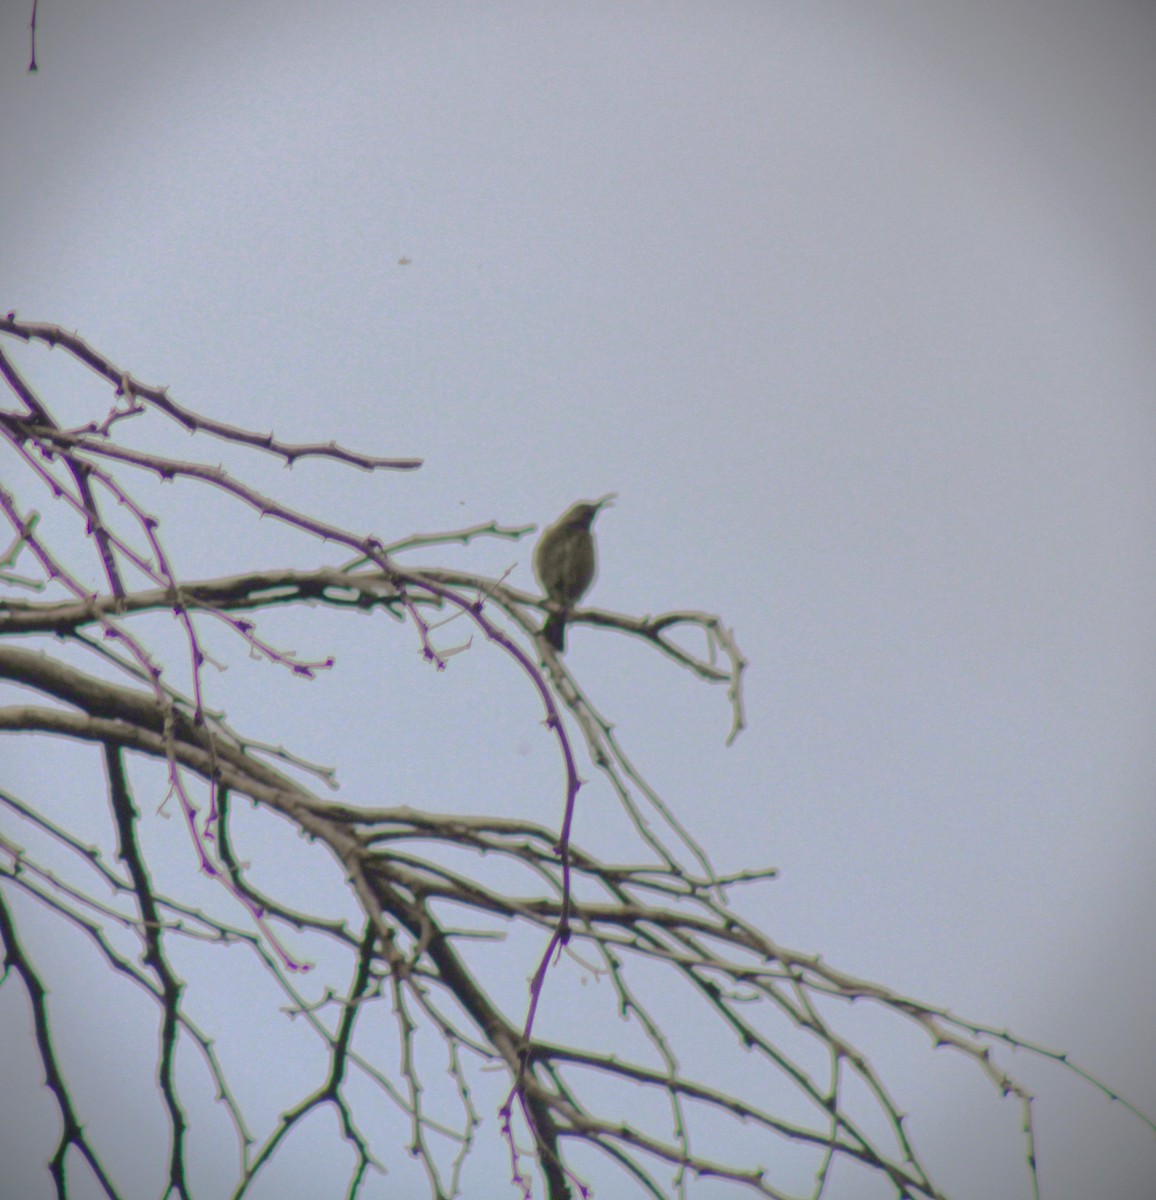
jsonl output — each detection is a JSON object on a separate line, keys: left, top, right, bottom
{"left": 2, "top": 3, "right": 1155, "bottom": 1198}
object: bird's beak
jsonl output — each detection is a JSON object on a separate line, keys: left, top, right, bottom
{"left": 594, "top": 493, "right": 616, "bottom": 512}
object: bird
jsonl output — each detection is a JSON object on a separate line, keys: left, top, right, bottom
{"left": 533, "top": 494, "right": 615, "bottom": 652}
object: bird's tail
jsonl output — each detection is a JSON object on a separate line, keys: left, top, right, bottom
{"left": 541, "top": 612, "right": 567, "bottom": 652}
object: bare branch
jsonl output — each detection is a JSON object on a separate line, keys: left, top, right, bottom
{"left": 2, "top": 321, "right": 1149, "bottom": 1200}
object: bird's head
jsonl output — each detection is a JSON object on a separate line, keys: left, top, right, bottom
{"left": 563, "top": 493, "right": 615, "bottom": 530}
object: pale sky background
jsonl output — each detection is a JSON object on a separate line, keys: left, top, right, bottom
{"left": 1, "top": 2, "right": 1155, "bottom": 1198}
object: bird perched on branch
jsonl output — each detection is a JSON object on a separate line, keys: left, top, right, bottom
{"left": 533, "top": 494, "right": 615, "bottom": 652}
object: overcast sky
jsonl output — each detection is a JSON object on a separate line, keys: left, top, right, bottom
{"left": 2, "top": 3, "right": 1155, "bottom": 1198}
